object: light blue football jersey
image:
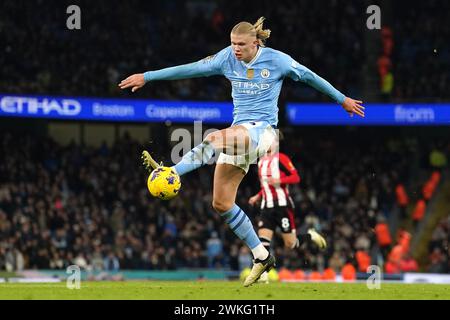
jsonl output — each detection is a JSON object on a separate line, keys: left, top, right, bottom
{"left": 144, "top": 46, "right": 346, "bottom": 127}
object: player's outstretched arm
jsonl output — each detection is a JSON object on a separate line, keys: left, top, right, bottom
{"left": 119, "top": 49, "right": 227, "bottom": 93}
{"left": 286, "top": 58, "right": 365, "bottom": 118}
{"left": 249, "top": 193, "right": 262, "bottom": 207}
{"left": 301, "top": 69, "right": 365, "bottom": 118}
{"left": 118, "top": 62, "right": 210, "bottom": 93}
{"left": 268, "top": 153, "right": 301, "bottom": 186}
{"left": 341, "top": 97, "right": 365, "bottom": 118}
{"left": 119, "top": 73, "right": 146, "bottom": 92}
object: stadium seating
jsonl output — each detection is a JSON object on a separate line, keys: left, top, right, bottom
{"left": 2, "top": 1, "right": 448, "bottom": 103}
{"left": 0, "top": 1, "right": 448, "bottom": 276}
{"left": 1, "top": 128, "right": 447, "bottom": 275}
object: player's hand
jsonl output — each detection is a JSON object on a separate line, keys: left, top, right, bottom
{"left": 248, "top": 195, "right": 261, "bottom": 207}
{"left": 342, "top": 97, "right": 365, "bottom": 118}
{"left": 118, "top": 74, "right": 146, "bottom": 93}
{"left": 267, "top": 178, "right": 281, "bottom": 186}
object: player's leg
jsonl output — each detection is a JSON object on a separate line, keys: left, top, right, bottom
{"left": 212, "top": 163, "right": 275, "bottom": 287}
{"left": 175, "top": 126, "right": 251, "bottom": 175}
{"left": 279, "top": 208, "right": 327, "bottom": 250}
{"left": 142, "top": 125, "right": 250, "bottom": 174}
{"left": 258, "top": 228, "right": 274, "bottom": 255}
{"left": 256, "top": 208, "right": 277, "bottom": 282}
{"left": 282, "top": 230, "right": 327, "bottom": 250}
{"left": 257, "top": 228, "right": 274, "bottom": 284}
{"left": 213, "top": 164, "right": 267, "bottom": 258}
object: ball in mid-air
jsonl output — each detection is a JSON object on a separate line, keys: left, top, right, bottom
{"left": 239, "top": 268, "right": 251, "bottom": 281}
{"left": 268, "top": 269, "right": 279, "bottom": 282}
{"left": 147, "top": 167, "right": 181, "bottom": 200}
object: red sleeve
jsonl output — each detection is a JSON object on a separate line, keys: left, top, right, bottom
{"left": 278, "top": 153, "right": 300, "bottom": 185}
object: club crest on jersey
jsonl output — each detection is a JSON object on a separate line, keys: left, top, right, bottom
{"left": 261, "top": 69, "right": 270, "bottom": 79}
{"left": 247, "top": 69, "right": 255, "bottom": 80}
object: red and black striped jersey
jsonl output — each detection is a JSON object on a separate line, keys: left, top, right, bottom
{"left": 257, "top": 152, "right": 300, "bottom": 209}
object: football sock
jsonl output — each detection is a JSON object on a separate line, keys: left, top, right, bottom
{"left": 251, "top": 244, "right": 270, "bottom": 261}
{"left": 259, "top": 236, "right": 272, "bottom": 252}
{"left": 172, "top": 141, "right": 215, "bottom": 176}
{"left": 221, "top": 205, "right": 269, "bottom": 260}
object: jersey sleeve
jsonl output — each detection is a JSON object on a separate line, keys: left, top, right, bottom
{"left": 278, "top": 153, "right": 301, "bottom": 185}
{"left": 144, "top": 47, "right": 229, "bottom": 82}
{"left": 278, "top": 52, "right": 346, "bottom": 105}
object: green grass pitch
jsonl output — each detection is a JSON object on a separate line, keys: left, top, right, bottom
{"left": 1, "top": 281, "right": 449, "bottom": 300}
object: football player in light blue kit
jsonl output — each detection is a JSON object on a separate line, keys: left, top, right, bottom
{"left": 119, "top": 17, "right": 365, "bottom": 286}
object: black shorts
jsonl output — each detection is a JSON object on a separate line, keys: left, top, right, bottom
{"left": 257, "top": 206, "right": 296, "bottom": 234}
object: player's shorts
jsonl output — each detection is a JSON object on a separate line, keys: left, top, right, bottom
{"left": 217, "top": 121, "right": 277, "bottom": 173}
{"left": 257, "top": 206, "right": 297, "bottom": 234}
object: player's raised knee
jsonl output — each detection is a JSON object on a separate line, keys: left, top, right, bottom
{"left": 204, "top": 131, "right": 222, "bottom": 145}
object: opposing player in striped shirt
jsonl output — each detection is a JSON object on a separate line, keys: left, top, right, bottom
{"left": 248, "top": 136, "right": 326, "bottom": 282}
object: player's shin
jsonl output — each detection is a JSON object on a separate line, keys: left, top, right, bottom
{"left": 221, "top": 205, "right": 269, "bottom": 260}
{"left": 172, "top": 141, "right": 215, "bottom": 176}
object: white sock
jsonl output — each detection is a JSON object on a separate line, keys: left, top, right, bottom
{"left": 251, "top": 244, "right": 269, "bottom": 261}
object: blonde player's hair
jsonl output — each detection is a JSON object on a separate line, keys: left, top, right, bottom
{"left": 231, "top": 17, "right": 271, "bottom": 47}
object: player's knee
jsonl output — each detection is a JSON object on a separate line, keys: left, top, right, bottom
{"left": 204, "top": 132, "right": 222, "bottom": 146}
{"left": 212, "top": 199, "right": 233, "bottom": 214}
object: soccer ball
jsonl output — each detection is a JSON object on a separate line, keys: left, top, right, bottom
{"left": 147, "top": 167, "right": 181, "bottom": 200}
{"left": 268, "top": 269, "right": 279, "bottom": 282}
{"left": 239, "top": 268, "right": 251, "bottom": 281}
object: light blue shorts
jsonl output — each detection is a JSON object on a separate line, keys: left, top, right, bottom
{"left": 217, "top": 121, "right": 277, "bottom": 173}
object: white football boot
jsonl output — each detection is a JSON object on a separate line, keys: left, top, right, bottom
{"left": 258, "top": 271, "right": 269, "bottom": 284}
{"left": 244, "top": 254, "right": 276, "bottom": 287}
{"left": 307, "top": 228, "right": 327, "bottom": 250}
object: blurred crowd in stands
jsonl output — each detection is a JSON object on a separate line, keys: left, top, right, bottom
{"left": 0, "top": 0, "right": 448, "bottom": 277}
{"left": 1, "top": 128, "right": 448, "bottom": 275}
{"left": 391, "top": 1, "right": 450, "bottom": 102}
{"left": 428, "top": 216, "right": 450, "bottom": 273}
{"left": 1, "top": 0, "right": 448, "bottom": 103}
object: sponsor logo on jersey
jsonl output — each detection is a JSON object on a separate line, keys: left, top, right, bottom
{"left": 231, "top": 81, "right": 271, "bottom": 90}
